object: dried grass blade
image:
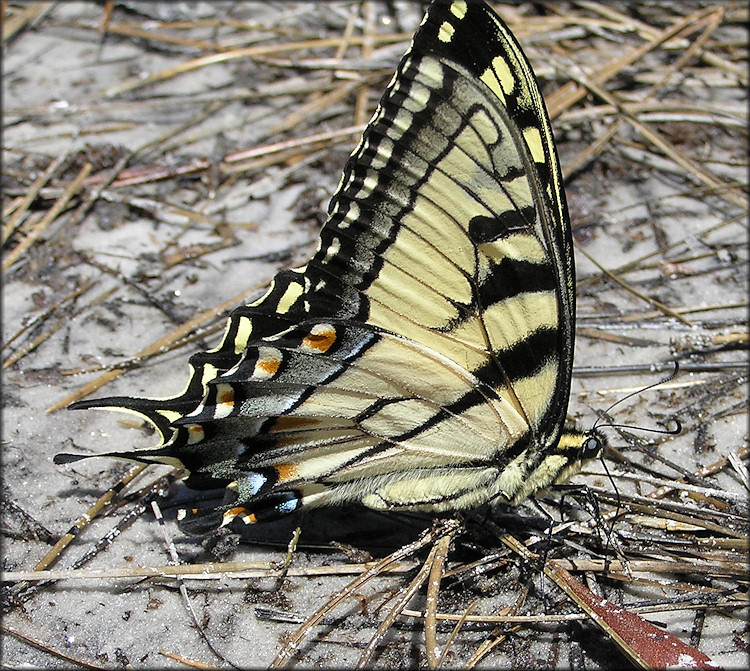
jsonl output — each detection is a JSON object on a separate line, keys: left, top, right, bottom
{"left": 98, "top": 20, "right": 228, "bottom": 52}
{"left": 577, "top": 214, "right": 743, "bottom": 290}
{"left": 3, "top": 464, "right": 146, "bottom": 608}
{"left": 356, "top": 543, "right": 440, "bottom": 669}
{"left": 2, "top": 149, "right": 67, "bottom": 246}
{"left": 1, "top": 1, "right": 50, "bottom": 43}
{"left": 224, "top": 124, "right": 365, "bottom": 165}
{"left": 464, "top": 580, "right": 528, "bottom": 669}
{"left": 436, "top": 599, "right": 481, "bottom": 668}
{"left": 268, "top": 76, "right": 372, "bottom": 136}
{"left": 35, "top": 464, "right": 147, "bottom": 573}
{"left": 499, "top": 533, "right": 724, "bottom": 671}
{"left": 3, "top": 316, "right": 66, "bottom": 369}
{"left": 151, "top": 501, "right": 233, "bottom": 668}
{"left": 1, "top": 624, "right": 107, "bottom": 670}
{"left": 46, "top": 278, "right": 273, "bottom": 413}
{"left": 354, "top": 3, "right": 376, "bottom": 126}
{"left": 564, "top": 9, "right": 726, "bottom": 177}
{"left": 576, "top": 245, "right": 693, "bottom": 325}
{"left": 3, "top": 162, "right": 92, "bottom": 271}
{"left": 157, "top": 650, "right": 222, "bottom": 669}
{"left": 645, "top": 446, "right": 749, "bottom": 501}
{"left": 424, "top": 530, "right": 455, "bottom": 669}
{"left": 2, "top": 278, "right": 94, "bottom": 352}
{"left": 2, "top": 560, "right": 417, "bottom": 584}
{"left": 269, "top": 518, "right": 460, "bottom": 669}
{"left": 104, "top": 34, "right": 410, "bottom": 98}
{"left": 575, "top": 73, "right": 747, "bottom": 210}
{"left": 546, "top": 6, "right": 719, "bottom": 119}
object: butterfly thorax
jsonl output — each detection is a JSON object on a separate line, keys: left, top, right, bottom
{"left": 493, "top": 423, "right": 607, "bottom": 506}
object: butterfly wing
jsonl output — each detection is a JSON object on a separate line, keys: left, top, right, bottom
{"left": 62, "top": 0, "right": 586, "bottom": 532}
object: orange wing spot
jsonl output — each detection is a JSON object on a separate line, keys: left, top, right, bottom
{"left": 302, "top": 325, "right": 336, "bottom": 352}
{"left": 256, "top": 356, "right": 281, "bottom": 376}
{"left": 223, "top": 506, "right": 249, "bottom": 524}
{"left": 271, "top": 416, "right": 322, "bottom": 431}
{"left": 275, "top": 463, "right": 299, "bottom": 482}
{"left": 187, "top": 424, "right": 205, "bottom": 443}
{"left": 218, "top": 387, "right": 235, "bottom": 405}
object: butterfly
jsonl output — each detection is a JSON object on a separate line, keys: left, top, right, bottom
{"left": 57, "top": 0, "right": 606, "bottom": 535}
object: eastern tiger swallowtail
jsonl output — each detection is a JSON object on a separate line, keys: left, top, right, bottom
{"left": 57, "top": 0, "right": 606, "bottom": 535}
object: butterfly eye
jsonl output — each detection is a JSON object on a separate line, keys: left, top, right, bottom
{"left": 583, "top": 436, "right": 602, "bottom": 457}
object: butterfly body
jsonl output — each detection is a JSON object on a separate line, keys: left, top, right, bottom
{"left": 59, "top": 0, "right": 605, "bottom": 534}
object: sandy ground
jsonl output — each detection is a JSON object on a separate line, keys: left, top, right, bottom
{"left": 2, "top": 2, "right": 748, "bottom": 669}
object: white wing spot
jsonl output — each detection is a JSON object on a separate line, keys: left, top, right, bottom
{"left": 450, "top": 1, "right": 467, "bottom": 19}
{"left": 323, "top": 236, "right": 341, "bottom": 263}
{"left": 338, "top": 201, "right": 360, "bottom": 230}
{"left": 277, "top": 280, "right": 303, "bottom": 314}
{"left": 438, "top": 21, "right": 455, "bottom": 43}
{"left": 417, "top": 58, "right": 444, "bottom": 87}
{"left": 214, "top": 383, "right": 235, "bottom": 419}
{"left": 523, "top": 125, "right": 545, "bottom": 164}
{"left": 402, "top": 81, "right": 431, "bottom": 113}
{"left": 494, "top": 55, "right": 515, "bottom": 95}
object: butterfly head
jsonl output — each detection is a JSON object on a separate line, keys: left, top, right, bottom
{"left": 547, "top": 422, "right": 607, "bottom": 488}
{"left": 565, "top": 421, "right": 607, "bottom": 452}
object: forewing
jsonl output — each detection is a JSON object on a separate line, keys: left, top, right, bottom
{"left": 303, "top": 0, "right": 574, "bottom": 441}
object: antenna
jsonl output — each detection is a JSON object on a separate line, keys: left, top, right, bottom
{"left": 592, "top": 361, "right": 682, "bottom": 436}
